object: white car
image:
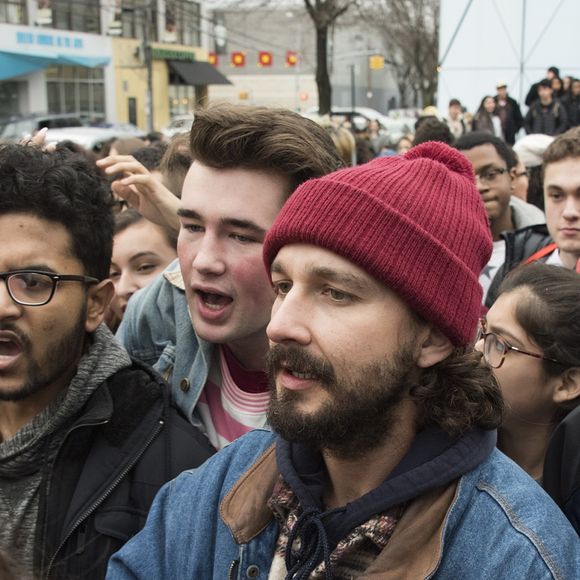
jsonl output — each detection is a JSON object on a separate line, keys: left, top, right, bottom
{"left": 44, "top": 127, "right": 145, "bottom": 154}
{"left": 161, "top": 114, "right": 194, "bottom": 138}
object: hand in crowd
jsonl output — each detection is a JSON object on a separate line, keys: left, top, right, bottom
{"left": 97, "top": 155, "right": 180, "bottom": 236}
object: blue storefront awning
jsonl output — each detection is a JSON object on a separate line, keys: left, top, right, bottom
{"left": 0, "top": 50, "right": 110, "bottom": 81}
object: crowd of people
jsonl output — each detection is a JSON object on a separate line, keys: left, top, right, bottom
{"left": 0, "top": 69, "right": 579, "bottom": 579}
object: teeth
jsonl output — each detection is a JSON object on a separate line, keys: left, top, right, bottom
{"left": 290, "top": 371, "right": 316, "bottom": 380}
{"left": 203, "top": 301, "right": 223, "bottom": 310}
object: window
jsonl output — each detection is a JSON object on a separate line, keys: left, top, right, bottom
{"left": 118, "top": 0, "right": 157, "bottom": 41}
{"left": 51, "top": 0, "right": 100, "bottom": 34}
{"left": 46, "top": 66, "right": 106, "bottom": 121}
{"left": 0, "top": 0, "right": 26, "bottom": 24}
{"left": 164, "top": 0, "right": 200, "bottom": 46}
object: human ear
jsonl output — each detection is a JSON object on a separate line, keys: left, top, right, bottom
{"left": 552, "top": 368, "right": 580, "bottom": 405}
{"left": 85, "top": 279, "right": 115, "bottom": 333}
{"left": 416, "top": 324, "right": 454, "bottom": 369}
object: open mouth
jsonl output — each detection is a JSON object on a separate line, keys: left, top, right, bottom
{"left": 196, "top": 290, "right": 233, "bottom": 311}
{"left": 0, "top": 336, "right": 24, "bottom": 366}
{"left": 282, "top": 364, "right": 318, "bottom": 381}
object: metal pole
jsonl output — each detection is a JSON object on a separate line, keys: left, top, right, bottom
{"left": 143, "top": 0, "right": 154, "bottom": 132}
{"left": 350, "top": 63, "right": 356, "bottom": 111}
{"left": 518, "top": 0, "right": 527, "bottom": 105}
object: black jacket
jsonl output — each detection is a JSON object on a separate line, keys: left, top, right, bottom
{"left": 543, "top": 405, "right": 580, "bottom": 535}
{"left": 485, "top": 224, "right": 552, "bottom": 308}
{"left": 494, "top": 94, "right": 523, "bottom": 145}
{"left": 524, "top": 99, "right": 568, "bottom": 136}
{"left": 35, "top": 360, "right": 215, "bottom": 580}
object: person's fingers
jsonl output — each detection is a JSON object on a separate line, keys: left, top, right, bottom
{"left": 97, "top": 156, "right": 149, "bottom": 176}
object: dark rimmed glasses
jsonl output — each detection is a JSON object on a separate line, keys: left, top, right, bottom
{"left": 0, "top": 270, "right": 99, "bottom": 307}
{"left": 476, "top": 319, "right": 563, "bottom": 369}
{"left": 475, "top": 167, "right": 508, "bottom": 183}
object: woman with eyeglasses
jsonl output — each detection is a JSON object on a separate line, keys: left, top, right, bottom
{"left": 476, "top": 263, "right": 580, "bottom": 485}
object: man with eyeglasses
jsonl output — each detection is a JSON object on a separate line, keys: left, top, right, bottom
{"left": 0, "top": 144, "right": 214, "bottom": 580}
{"left": 455, "top": 132, "right": 545, "bottom": 306}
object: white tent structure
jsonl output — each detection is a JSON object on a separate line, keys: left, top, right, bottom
{"left": 437, "top": 0, "right": 579, "bottom": 115}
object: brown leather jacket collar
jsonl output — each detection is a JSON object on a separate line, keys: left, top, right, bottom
{"left": 220, "top": 443, "right": 459, "bottom": 579}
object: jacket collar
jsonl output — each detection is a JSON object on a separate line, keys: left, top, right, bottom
{"left": 220, "top": 442, "right": 460, "bottom": 579}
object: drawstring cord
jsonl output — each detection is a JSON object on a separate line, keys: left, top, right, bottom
{"left": 285, "top": 507, "right": 333, "bottom": 580}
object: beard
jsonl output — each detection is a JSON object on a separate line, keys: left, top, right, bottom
{"left": 0, "top": 307, "right": 87, "bottom": 402}
{"left": 267, "top": 342, "right": 417, "bottom": 460}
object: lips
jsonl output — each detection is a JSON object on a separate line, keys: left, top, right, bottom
{"left": 0, "top": 331, "right": 25, "bottom": 371}
{"left": 191, "top": 285, "right": 234, "bottom": 321}
{"left": 196, "top": 290, "right": 233, "bottom": 310}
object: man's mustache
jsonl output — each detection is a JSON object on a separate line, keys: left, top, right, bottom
{"left": 266, "top": 344, "right": 335, "bottom": 386}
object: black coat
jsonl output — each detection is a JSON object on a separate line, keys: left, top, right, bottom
{"left": 485, "top": 224, "right": 552, "bottom": 308}
{"left": 35, "top": 360, "right": 215, "bottom": 580}
{"left": 544, "top": 405, "right": 580, "bottom": 534}
{"left": 494, "top": 94, "right": 523, "bottom": 145}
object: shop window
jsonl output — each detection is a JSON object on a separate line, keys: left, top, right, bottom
{"left": 0, "top": 0, "right": 26, "bottom": 24}
{"left": 46, "top": 66, "right": 105, "bottom": 121}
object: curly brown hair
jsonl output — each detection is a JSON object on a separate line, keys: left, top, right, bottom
{"left": 411, "top": 347, "right": 504, "bottom": 436}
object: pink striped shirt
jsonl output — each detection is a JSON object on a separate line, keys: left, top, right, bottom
{"left": 197, "top": 347, "right": 269, "bottom": 449}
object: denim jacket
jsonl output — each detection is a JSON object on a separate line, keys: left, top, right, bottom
{"left": 107, "top": 430, "right": 580, "bottom": 580}
{"left": 116, "top": 259, "right": 214, "bottom": 430}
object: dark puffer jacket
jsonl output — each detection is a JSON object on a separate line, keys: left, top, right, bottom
{"left": 35, "top": 360, "right": 214, "bottom": 580}
{"left": 485, "top": 224, "right": 552, "bottom": 308}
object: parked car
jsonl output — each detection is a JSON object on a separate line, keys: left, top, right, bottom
{"left": 161, "top": 114, "right": 194, "bottom": 138}
{"left": 0, "top": 113, "right": 84, "bottom": 141}
{"left": 304, "top": 106, "right": 415, "bottom": 146}
{"left": 43, "top": 126, "right": 144, "bottom": 154}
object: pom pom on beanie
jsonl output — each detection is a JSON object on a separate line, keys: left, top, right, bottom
{"left": 264, "top": 141, "right": 492, "bottom": 346}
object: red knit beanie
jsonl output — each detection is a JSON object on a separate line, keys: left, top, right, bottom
{"left": 263, "top": 141, "right": 492, "bottom": 346}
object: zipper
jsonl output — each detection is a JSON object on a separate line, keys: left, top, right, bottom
{"left": 46, "top": 419, "right": 165, "bottom": 578}
{"left": 228, "top": 559, "right": 239, "bottom": 580}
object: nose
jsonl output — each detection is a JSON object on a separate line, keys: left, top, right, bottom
{"left": 115, "top": 270, "right": 140, "bottom": 304}
{"left": 474, "top": 174, "right": 489, "bottom": 193}
{"left": 267, "top": 290, "right": 311, "bottom": 346}
{"left": 0, "top": 279, "right": 22, "bottom": 319}
{"left": 191, "top": 234, "right": 226, "bottom": 276}
{"left": 562, "top": 196, "right": 580, "bottom": 220}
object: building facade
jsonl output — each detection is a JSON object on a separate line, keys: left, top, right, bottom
{"left": 0, "top": 0, "right": 226, "bottom": 130}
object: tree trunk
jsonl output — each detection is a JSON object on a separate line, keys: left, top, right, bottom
{"left": 316, "top": 26, "right": 332, "bottom": 115}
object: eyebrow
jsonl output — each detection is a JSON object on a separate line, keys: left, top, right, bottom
{"left": 7, "top": 264, "right": 59, "bottom": 274}
{"left": 177, "top": 209, "right": 267, "bottom": 236}
{"left": 271, "top": 261, "right": 373, "bottom": 293}
{"left": 486, "top": 322, "right": 524, "bottom": 347}
{"left": 128, "top": 252, "right": 162, "bottom": 264}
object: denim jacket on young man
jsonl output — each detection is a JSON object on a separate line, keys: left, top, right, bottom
{"left": 116, "top": 259, "right": 214, "bottom": 430}
{"left": 107, "top": 430, "right": 580, "bottom": 580}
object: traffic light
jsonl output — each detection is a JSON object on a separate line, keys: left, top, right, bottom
{"left": 231, "top": 51, "right": 245, "bottom": 67}
{"left": 285, "top": 50, "right": 298, "bottom": 67}
{"left": 208, "top": 52, "right": 218, "bottom": 66}
{"left": 258, "top": 51, "right": 273, "bottom": 67}
{"left": 369, "top": 55, "right": 385, "bottom": 70}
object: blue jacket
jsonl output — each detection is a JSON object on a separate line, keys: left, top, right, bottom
{"left": 107, "top": 430, "right": 580, "bottom": 580}
{"left": 116, "top": 260, "right": 214, "bottom": 430}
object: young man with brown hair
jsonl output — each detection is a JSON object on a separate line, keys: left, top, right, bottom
{"left": 108, "top": 142, "right": 580, "bottom": 580}
{"left": 112, "top": 104, "right": 342, "bottom": 449}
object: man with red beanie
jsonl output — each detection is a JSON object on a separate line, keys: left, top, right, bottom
{"left": 108, "top": 142, "right": 580, "bottom": 579}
